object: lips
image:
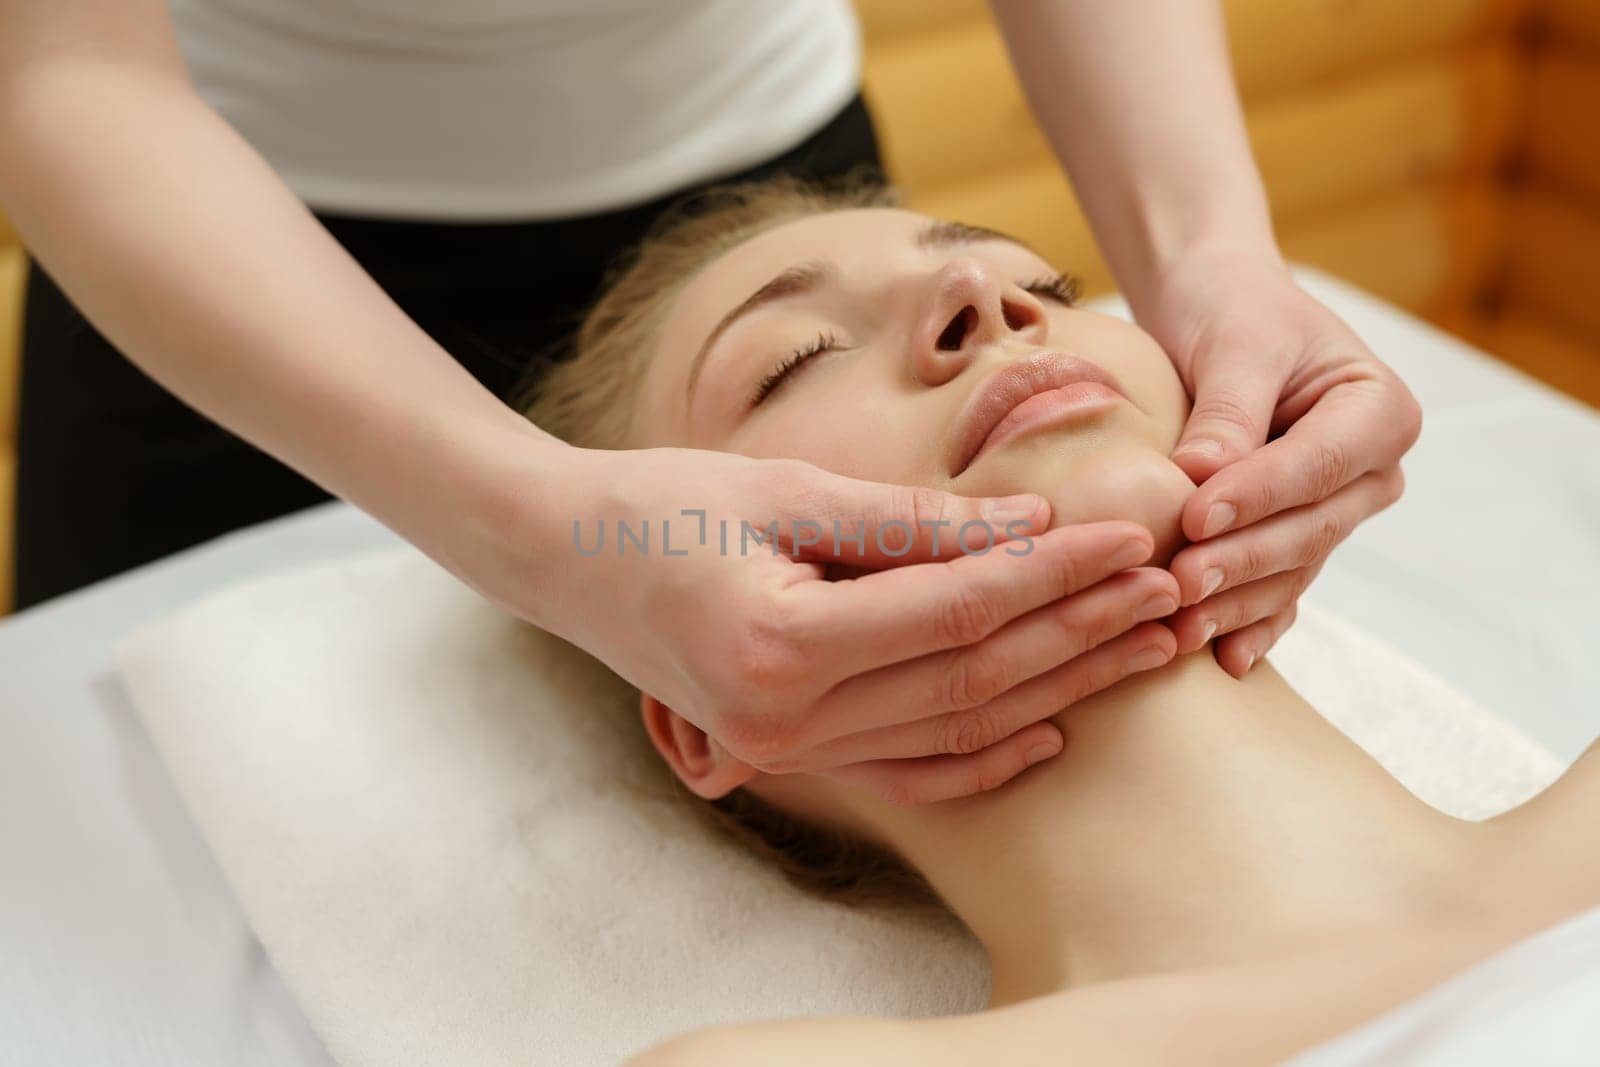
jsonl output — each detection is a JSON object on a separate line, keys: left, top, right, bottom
{"left": 948, "top": 351, "right": 1131, "bottom": 476}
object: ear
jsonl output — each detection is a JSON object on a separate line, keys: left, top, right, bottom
{"left": 639, "top": 693, "right": 759, "bottom": 800}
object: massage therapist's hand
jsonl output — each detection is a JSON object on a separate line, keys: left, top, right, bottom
{"left": 1141, "top": 250, "right": 1421, "bottom": 677}
{"left": 524, "top": 446, "right": 1179, "bottom": 806}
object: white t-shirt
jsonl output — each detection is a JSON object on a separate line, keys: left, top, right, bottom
{"left": 167, "top": 0, "right": 862, "bottom": 220}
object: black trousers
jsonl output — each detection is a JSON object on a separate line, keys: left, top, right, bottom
{"left": 12, "top": 95, "right": 883, "bottom": 609}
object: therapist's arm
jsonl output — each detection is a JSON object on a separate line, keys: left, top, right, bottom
{"left": 991, "top": 0, "right": 1421, "bottom": 676}
{"left": 0, "top": 0, "right": 1182, "bottom": 803}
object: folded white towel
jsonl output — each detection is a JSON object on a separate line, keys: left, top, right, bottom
{"left": 114, "top": 546, "right": 1564, "bottom": 1066}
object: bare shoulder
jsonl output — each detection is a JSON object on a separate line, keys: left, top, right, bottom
{"left": 623, "top": 1014, "right": 936, "bottom": 1067}
{"left": 1533, "top": 733, "right": 1600, "bottom": 813}
{"left": 620, "top": 887, "right": 1600, "bottom": 1067}
{"left": 1487, "top": 734, "right": 1600, "bottom": 901}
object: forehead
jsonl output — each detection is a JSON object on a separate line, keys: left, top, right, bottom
{"left": 664, "top": 207, "right": 929, "bottom": 346}
{"left": 637, "top": 208, "right": 918, "bottom": 435}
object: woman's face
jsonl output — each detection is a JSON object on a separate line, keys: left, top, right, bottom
{"left": 634, "top": 208, "right": 1196, "bottom": 560}
{"left": 631, "top": 207, "right": 1200, "bottom": 832}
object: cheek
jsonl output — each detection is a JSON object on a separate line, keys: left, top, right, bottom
{"left": 1131, "top": 354, "right": 1191, "bottom": 452}
{"left": 1042, "top": 447, "right": 1195, "bottom": 565}
{"left": 964, "top": 441, "right": 1196, "bottom": 566}
{"left": 725, "top": 377, "right": 937, "bottom": 486}
{"left": 1073, "top": 318, "right": 1191, "bottom": 449}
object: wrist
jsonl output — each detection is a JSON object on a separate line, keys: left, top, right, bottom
{"left": 1125, "top": 236, "right": 1290, "bottom": 338}
{"left": 482, "top": 424, "right": 591, "bottom": 622}
{"left": 1118, "top": 207, "right": 1285, "bottom": 323}
{"left": 395, "top": 403, "right": 586, "bottom": 628}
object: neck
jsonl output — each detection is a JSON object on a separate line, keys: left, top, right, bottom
{"left": 862, "top": 649, "right": 1494, "bottom": 1007}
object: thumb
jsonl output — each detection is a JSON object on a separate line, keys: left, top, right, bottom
{"left": 1170, "top": 353, "right": 1280, "bottom": 484}
{"left": 778, "top": 469, "right": 1051, "bottom": 569}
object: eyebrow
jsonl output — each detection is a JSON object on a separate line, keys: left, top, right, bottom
{"left": 683, "top": 220, "right": 1037, "bottom": 407}
{"left": 916, "top": 219, "right": 1037, "bottom": 255}
{"left": 685, "top": 261, "right": 829, "bottom": 405}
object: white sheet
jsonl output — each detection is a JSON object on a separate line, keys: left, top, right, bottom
{"left": 112, "top": 546, "right": 1562, "bottom": 1066}
{"left": 2, "top": 268, "right": 1598, "bottom": 1066}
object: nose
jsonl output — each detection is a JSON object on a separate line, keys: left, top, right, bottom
{"left": 911, "top": 258, "right": 1049, "bottom": 387}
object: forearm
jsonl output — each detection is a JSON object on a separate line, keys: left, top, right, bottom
{"left": 989, "top": 0, "right": 1283, "bottom": 319}
{"left": 0, "top": 54, "right": 572, "bottom": 597}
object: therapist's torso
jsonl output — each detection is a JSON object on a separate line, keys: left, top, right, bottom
{"left": 167, "top": 0, "right": 862, "bottom": 220}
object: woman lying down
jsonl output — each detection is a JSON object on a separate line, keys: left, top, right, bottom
{"left": 520, "top": 179, "right": 1600, "bottom": 1065}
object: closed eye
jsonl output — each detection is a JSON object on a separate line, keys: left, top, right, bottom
{"left": 750, "top": 330, "right": 843, "bottom": 407}
{"left": 1022, "top": 273, "right": 1081, "bottom": 307}
{"left": 747, "top": 272, "right": 1078, "bottom": 409}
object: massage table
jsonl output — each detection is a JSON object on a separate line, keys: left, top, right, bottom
{"left": 3, "top": 269, "right": 1598, "bottom": 1065}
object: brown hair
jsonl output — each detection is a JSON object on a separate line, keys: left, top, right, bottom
{"left": 519, "top": 175, "right": 947, "bottom": 913}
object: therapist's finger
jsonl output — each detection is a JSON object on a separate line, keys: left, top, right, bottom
{"left": 822, "top": 626, "right": 1176, "bottom": 804}
{"left": 1166, "top": 565, "right": 1317, "bottom": 656}
{"left": 1169, "top": 347, "right": 1279, "bottom": 485}
{"left": 1213, "top": 603, "right": 1300, "bottom": 678}
{"left": 778, "top": 521, "right": 1154, "bottom": 693}
{"left": 1170, "top": 466, "right": 1404, "bottom": 606}
{"left": 761, "top": 578, "right": 1177, "bottom": 772}
{"left": 777, "top": 623, "right": 1174, "bottom": 772}
{"left": 1180, "top": 370, "right": 1421, "bottom": 542}
{"left": 819, "top": 720, "right": 1066, "bottom": 808}
{"left": 776, "top": 466, "right": 1052, "bottom": 564}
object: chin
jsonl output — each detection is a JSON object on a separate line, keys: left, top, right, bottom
{"left": 960, "top": 438, "right": 1195, "bottom": 567}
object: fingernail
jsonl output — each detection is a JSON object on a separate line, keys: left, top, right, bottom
{"left": 1199, "top": 567, "right": 1225, "bottom": 600}
{"left": 1109, "top": 538, "right": 1149, "bottom": 571}
{"left": 1025, "top": 741, "right": 1060, "bottom": 766}
{"left": 1177, "top": 438, "right": 1224, "bottom": 459}
{"left": 1201, "top": 619, "right": 1219, "bottom": 644}
{"left": 1201, "top": 502, "right": 1237, "bottom": 539}
{"left": 1243, "top": 650, "right": 1259, "bottom": 673}
{"left": 1135, "top": 592, "right": 1177, "bottom": 621}
{"left": 1126, "top": 646, "right": 1169, "bottom": 672}
{"left": 982, "top": 494, "right": 1045, "bottom": 527}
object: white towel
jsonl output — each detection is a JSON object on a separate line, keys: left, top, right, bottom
{"left": 114, "top": 546, "right": 1565, "bottom": 1066}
